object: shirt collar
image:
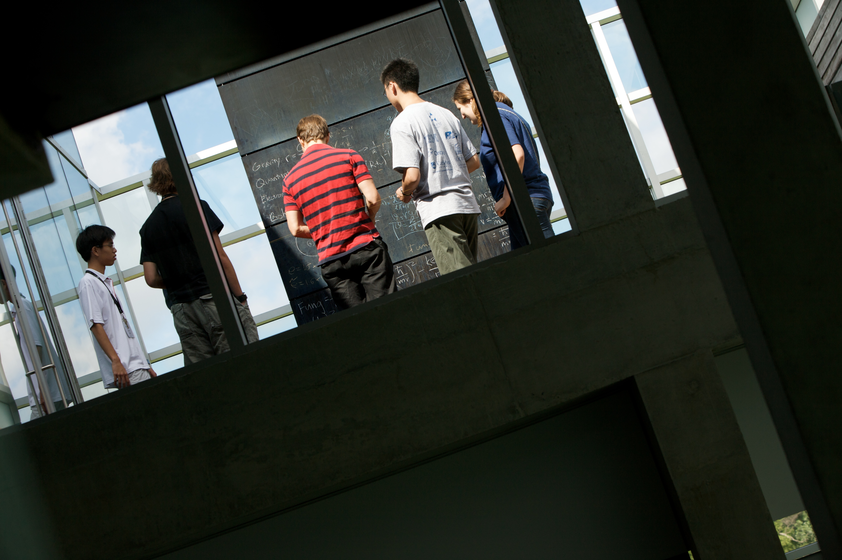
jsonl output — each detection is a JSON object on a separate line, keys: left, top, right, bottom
{"left": 85, "top": 268, "right": 110, "bottom": 282}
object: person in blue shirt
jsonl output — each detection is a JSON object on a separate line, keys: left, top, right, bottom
{"left": 453, "top": 80, "right": 554, "bottom": 249}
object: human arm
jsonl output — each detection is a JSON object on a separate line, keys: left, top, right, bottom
{"left": 90, "top": 323, "right": 129, "bottom": 388}
{"left": 493, "top": 144, "right": 524, "bottom": 217}
{"left": 511, "top": 144, "right": 525, "bottom": 172}
{"left": 357, "top": 179, "right": 381, "bottom": 223}
{"left": 396, "top": 167, "right": 421, "bottom": 204}
{"left": 142, "top": 262, "right": 166, "bottom": 289}
{"left": 466, "top": 154, "right": 480, "bottom": 174}
{"left": 212, "top": 232, "right": 246, "bottom": 301}
{"left": 286, "top": 210, "right": 312, "bottom": 239}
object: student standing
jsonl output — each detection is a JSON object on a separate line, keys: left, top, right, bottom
{"left": 76, "top": 225, "right": 156, "bottom": 389}
{"left": 381, "top": 58, "right": 482, "bottom": 275}
{"left": 283, "top": 114, "right": 396, "bottom": 309}
{"left": 452, "top": 80, "right": 554, "bottom": 249}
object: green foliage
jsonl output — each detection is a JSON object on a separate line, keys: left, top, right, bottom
{"left": 775, "top": 511, "right": 817, "bottom": 553}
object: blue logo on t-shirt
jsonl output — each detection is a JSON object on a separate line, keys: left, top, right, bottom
{"left": 445, "top": 131, "right": 458, "bottom": 140}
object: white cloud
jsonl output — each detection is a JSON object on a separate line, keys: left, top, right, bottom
{"left": 72, "top": 111, "right": 157, "bottom": 187}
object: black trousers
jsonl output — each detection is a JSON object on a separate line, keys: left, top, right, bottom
{"left": 320, "top": 238, "right": 397, "bottom": 310}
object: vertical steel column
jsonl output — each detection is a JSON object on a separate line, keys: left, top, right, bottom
{"left": 8, "top": 198, "right": 82, "bottom": 407}
{"left": 148, "top": 96, "right": 247, "bottom": 355}
{"left": 0, "top": 205, "right": 54, "bottom": 414}
{"left": 440, "top": 0, "right": 547, "bottom": 245}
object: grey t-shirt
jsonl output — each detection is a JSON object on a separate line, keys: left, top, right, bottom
{"left": 390, "top": 101, "right": 481, "bottom": 228}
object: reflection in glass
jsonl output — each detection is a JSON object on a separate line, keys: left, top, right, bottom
{"left": 224, "top": 234, "right": 289, "bottom": 317}
{"left": 99, "top": 188, "right": 154, "bottom": 270}
{"left": 192, "top": 155, "right": 261, "bottom": 231}
{"left": 0, "top": 324, "right": 27, "bottom": 402}
{"left": 167, "top": 79, "right": 235, "bottom": 157}
{"left": 602, "top": 19, "right": 647, "bottom": 93}
{"left": 633, "top": 98, "right": 678, "bottom": 175}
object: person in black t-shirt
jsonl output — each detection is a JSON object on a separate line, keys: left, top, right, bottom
{"left": 139, "top": 158, "right": 258, "bottom": 365}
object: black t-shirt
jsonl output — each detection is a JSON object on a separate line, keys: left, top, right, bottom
{"left": 139, "top": 196, "right": 224, "bottom": 307}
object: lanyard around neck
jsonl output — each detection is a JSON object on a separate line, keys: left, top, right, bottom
{"left": 85, "top": 271, "right": 124, "bottom": 315}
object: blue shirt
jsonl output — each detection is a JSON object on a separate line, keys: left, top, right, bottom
{"left": 480, "top": 102, "right": 553, "bottom": 204}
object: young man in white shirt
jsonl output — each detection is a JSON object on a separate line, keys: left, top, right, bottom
{"left": 381, "top": 58, "right": 482, "bottom": 275}
{"left": 75, "top": 225, "right": 156, "bottom": 389}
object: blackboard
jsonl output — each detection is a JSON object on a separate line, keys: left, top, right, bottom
{"left": 291, "top": 288, "right": 339, "bottom": 324}
{"left": 218, "top": 10, "right": 464, "bottom": 154}
{"left": 266, "top": 223, "right": 326, "bottom": 300}
{"left": 218, "top": 5, "right": 513, "bottom": 325}
{"left": 243, "top": 83, "right": 504, "bottom": 233}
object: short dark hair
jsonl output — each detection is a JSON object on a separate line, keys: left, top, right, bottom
{"left": 0, "top": 264, "right": 15, "bottom": 283}
{"left": 76, "top": 225, "right": 115, "bottom": 262}
{"left": 380, "top": 58, "right": 420, "bottom": 93}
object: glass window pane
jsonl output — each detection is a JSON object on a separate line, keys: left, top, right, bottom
{"left": 60, "top": 153, "right": 93, "bottom": 202}
{"left": 167, "top": 79, "right": 235, "bottom": 156}
{"left": 29, "top": 216, "right": 78, "bottom": 296}
{"left": 580, "top": 0, "right": 617, "bottom": 17}
{"left": 152, "top": 354, "right": 184, "bottom": 374}
{"left": 632, "top": 98, "right": 678, "bottom": 175}
{"left": 661, "top": 178, "right": 686, "bottom": 198}
{"left": 55, "top": 300, "right": 99, "bottom": 378}
{"left": 123, "top": 277, "right": 180, "bottom": 353}
{"left": 257, "top": 315, "right": 297, "bottom": 339}
{"left": 73, "top": 104, "right": 165, "bottom": 188}
{"left": 52, "top": 130, "right": 82, "bottom": 165}
{"left": 465, "top": 0, "right": 506, "bottom": 53}
{"left": 224, "top": 234, "right": 289, "bottom": 317}
{"left": 192, "top": 155, "right": 261, "bottom": 232}
{"left": 602, "top": 19, "right": 647, "bottom": 93}
{"left": 0, "top": 323, "right": 27, "bottom": 402}
{"left": 99, "top": 188, "right": 153, "bottom": 269}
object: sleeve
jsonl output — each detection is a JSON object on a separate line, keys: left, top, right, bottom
{"left": 200, "top": 200, "right": 224, "bottom": 235}
{"left": 20, "top": 300, "right": 45, "bottom": 348}
{"left": 77, "top": 279, "right": 105, "bottom": 327}
{"left": 350, "top": 151, "right": 373, "bottom": 184}
{"left": 390, "top": 120, "right": 422, "bottom": 172}
{"left": 459, "top": 122, "right": 477, "bottom": 160}
{"left": 501, "top": 111, "right": 523, "bottom": 148}
{"left": 282, "top": 179, "right": 300, "bottom": 213}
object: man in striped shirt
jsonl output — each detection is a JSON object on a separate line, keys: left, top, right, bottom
{"left": 283, "top": 114, "right": 396, "bottom": 310}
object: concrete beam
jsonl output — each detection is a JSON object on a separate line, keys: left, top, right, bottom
{"left": 616, "top": 0, "right": 842, "bottom": 554}
{"left": 491, "top": 0, "right": 655, "bottom": 232}
{"left": 636, "top": 351, "right": 784, "bottom": 559}
{"left": 0, "top": 198, "right": 741, "bottom": 559}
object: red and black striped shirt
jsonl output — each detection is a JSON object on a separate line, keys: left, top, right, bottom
{"left": 282, "top": 144, "right": 378, "bottom": 265}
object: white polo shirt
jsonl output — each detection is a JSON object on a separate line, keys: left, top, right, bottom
{"left": 77, "top": 269, "right": 149, "bottom": 389}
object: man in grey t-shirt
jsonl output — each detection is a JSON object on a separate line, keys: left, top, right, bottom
{"left": 381, "top": 58, "right": 481, "bottom": 275}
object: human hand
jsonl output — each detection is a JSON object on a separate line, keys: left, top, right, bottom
{"left": 148, "top": 368, "right": 157, "bottom": 378}
{"left": 113, "top": 359, "right": 129, "bottom": 388}
{"left": 494, "top": 197, "right": 510, "bottom": 217}
{"left": 396, "top": 186, "right": 412, "bottom": 204}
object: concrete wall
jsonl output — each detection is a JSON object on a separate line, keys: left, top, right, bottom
{"left": 0, "top": 196, "right": 756, "bottom": 559}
